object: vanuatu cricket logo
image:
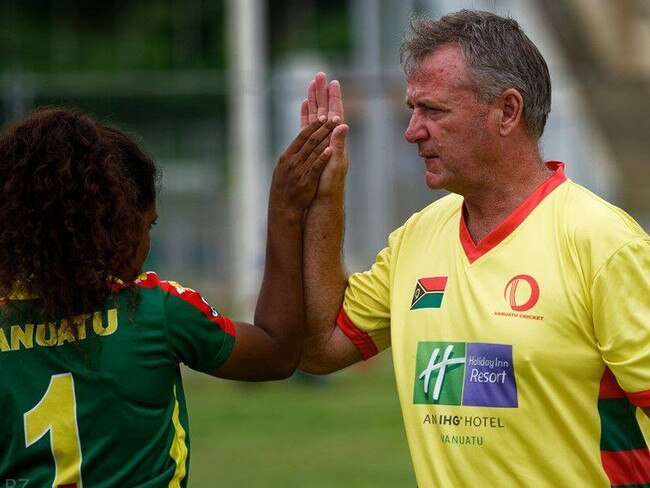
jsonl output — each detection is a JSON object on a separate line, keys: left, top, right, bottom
{"left": 410, "top": 277, "right": 448, "bottom": 310}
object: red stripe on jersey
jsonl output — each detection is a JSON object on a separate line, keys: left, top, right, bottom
{"left": 628, "top": 389, "right": 650, "bottom": 408}
{"left": 57, "top": 484, "right": 78, "bottom": 488}
{"left": 599, "top": 367, "right": 627, "bottom": 399}
{"left": 336, "top": 307, "right": 379, "bottom": 360}
{"left": 601, "top": 448, "right": 650, "bottom": 486}
{"left": 136, "top": 272, "right": 235, "bottom": 337}
{"left": 600, "top": 367, "right": 650, "bottom": 407}
{"left": 460, "top": 161, "right": 567, "bottom": 264}
{"left": 419, "top": 277, "right": 447, "bottom": 292}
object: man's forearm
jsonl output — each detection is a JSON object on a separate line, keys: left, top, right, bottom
{"left": 302, "top": 197, "right": 348, "bottom": 361}
{"left": 299, "top": 80, "right": 353, "bottom": 371}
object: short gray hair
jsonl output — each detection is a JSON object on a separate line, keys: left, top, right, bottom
{"left": 400, "top": 10, "right": 551, "bottom": 139}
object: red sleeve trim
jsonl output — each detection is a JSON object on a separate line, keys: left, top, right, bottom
{"left": 336, "top": 307, "right": 379, "bottom": 360}
{"left": 601, "top": 448, "right": 650, "bottom": 486}
{"left": 460, "top": 161, "right": 567, "bottom": 264}
{"left": 136, "top": 272, "right": 235, "bottom": 337}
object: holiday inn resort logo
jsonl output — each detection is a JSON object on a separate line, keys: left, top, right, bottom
{"left": 411, "top": 277, "right": 448, "bottom": 310}
{"left": 414, "top": 341, "right": 518, "bottom": 408}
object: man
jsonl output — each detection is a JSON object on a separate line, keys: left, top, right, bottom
{"left": 299, "top": 9, "right": 650, "bottom": 487}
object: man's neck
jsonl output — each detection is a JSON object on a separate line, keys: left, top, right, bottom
{"left": 462, "top": 159, "right": 553, "bottom": 244}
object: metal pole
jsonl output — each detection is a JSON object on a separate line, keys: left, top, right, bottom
{"left": 353, "top": 0, "right": 393, "bottom": 259}
{"left": 227, "top": 0, "right": 268, "bottom": 319}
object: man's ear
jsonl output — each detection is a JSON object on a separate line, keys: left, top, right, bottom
{"left": 497, "top": 88, "right": 525, "bottom": 136}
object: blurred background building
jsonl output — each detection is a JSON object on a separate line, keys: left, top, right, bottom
{"left": 1, "top": 0, "right": 648, "bottom": 319}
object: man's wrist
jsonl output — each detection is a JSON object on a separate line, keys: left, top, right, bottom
{"left": 312, "top": 191, "right": 345, "bottom": 207}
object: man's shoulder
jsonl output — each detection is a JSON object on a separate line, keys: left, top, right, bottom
{"left": 406, "top": 192, "right": 463, "bottom": 226}
{"left": 561, "top": 181, "right": 646, "bottom": 235}
{"left": 558, "top": 180, "right": 648, "bottom": 253}
{"left": 385, "top": 193, "right": 462, "bottom": 249}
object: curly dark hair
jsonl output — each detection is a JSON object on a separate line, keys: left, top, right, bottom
{"left": 0, "top": 107, "right": 158, "bottom": 323}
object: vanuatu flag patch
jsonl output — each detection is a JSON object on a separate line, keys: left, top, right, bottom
{"left": 411, "top": 277, "right": 448, "bottom": 310}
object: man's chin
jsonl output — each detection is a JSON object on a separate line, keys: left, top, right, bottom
{"left": 424, "top": 171, "right": 445, "bottom": 190}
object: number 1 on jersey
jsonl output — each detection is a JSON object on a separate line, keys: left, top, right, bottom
{"left": 24, "top": 373, "right": 83, "bottom": 488}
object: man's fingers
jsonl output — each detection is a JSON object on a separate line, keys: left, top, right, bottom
{"left": 331, "top": 124, "right": 349, "bottom": 155}
{"left": 315, "top": 72, "right": 329, "bottom": 119}
{"left": 307, "top": 80, "right": 317, "bottom": 123}
{"left": 300, "top": 99, "right": 309, "bottom": 129}
{"left": 329, "top": 123, "right": 349, "bottom": 175}
{"left": 286, "top": 115, "right": 326, "bottom": 154}
{"left": 328, "top": 80, "right": 344, "bottom": 121}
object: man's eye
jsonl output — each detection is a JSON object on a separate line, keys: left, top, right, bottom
{"left": 425, "top": 107, "right": 445, "bottom": 116}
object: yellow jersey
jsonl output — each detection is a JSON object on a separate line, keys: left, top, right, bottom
{"left": 339, "top": 162, "right": 650, "bottom": 487}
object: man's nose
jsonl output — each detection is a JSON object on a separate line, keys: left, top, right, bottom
{"left": 404, "top": 114, "right": 426, "bottom": 144}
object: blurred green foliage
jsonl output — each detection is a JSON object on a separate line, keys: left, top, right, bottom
{"left": 0, "top": 0, "right": 348, "bottom": 73}
{"left": 0, "top": 0, "right": 227, "bottom": 71}
{"left": 0, "top": 0, "right": 350, "bottom": 157}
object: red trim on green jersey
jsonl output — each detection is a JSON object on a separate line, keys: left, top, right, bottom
{"left": 601, "top": 448, "right": 650, "bottom": 486}
{"left": 105, "top": 276, "right": 127, "bottom": 293}
{"left": 136, "top": 272, "right": 235, "bottom": 337}
{"left": 599, "top": 367, "right": 627, "bottom": 400}
{"left": 460, "top": 161, "right": 567, "bottom": 264}
{"left": 336, "top": 307, "right": 379, "bottom": 360}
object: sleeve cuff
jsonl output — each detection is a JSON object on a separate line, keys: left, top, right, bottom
{"left": 336, "top": 307, "right": 379, "bottom": 360}
{"left": 197, "top": 317, "right": 237, "bottom": 372}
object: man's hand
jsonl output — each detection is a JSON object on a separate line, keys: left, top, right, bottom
{"left": 299, "top": 72, "right": 362, "bottom": 375}
{"left": 300, "top": 72, "right": 349, "bottom": 202}
{"left": 270, "top": 115, "right": 340, "bottom": 214}
{"left": 301, "top": 72, "right": 344, "bottom": 127}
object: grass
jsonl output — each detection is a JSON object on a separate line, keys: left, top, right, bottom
{"left": 183, "top": 356, "right": 416, "bottom": 487}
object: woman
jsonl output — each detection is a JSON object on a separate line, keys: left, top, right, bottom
{"left": 0, "top": 107, "right": 338, "bottom": 486}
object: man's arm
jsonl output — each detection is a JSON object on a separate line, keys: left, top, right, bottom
{"left": 211, "top": 116, "right": 339, "bottom": 381}
{"left": 299, "top": 73, "right": 364, "bottom": 375}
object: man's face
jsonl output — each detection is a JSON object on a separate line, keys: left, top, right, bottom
{"left": 404, "top": 44, "right": 498, "bottom": 195}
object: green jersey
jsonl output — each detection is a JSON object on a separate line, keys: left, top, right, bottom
{"left": 0, "top": 272, "right": 235, "bottom": 487}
